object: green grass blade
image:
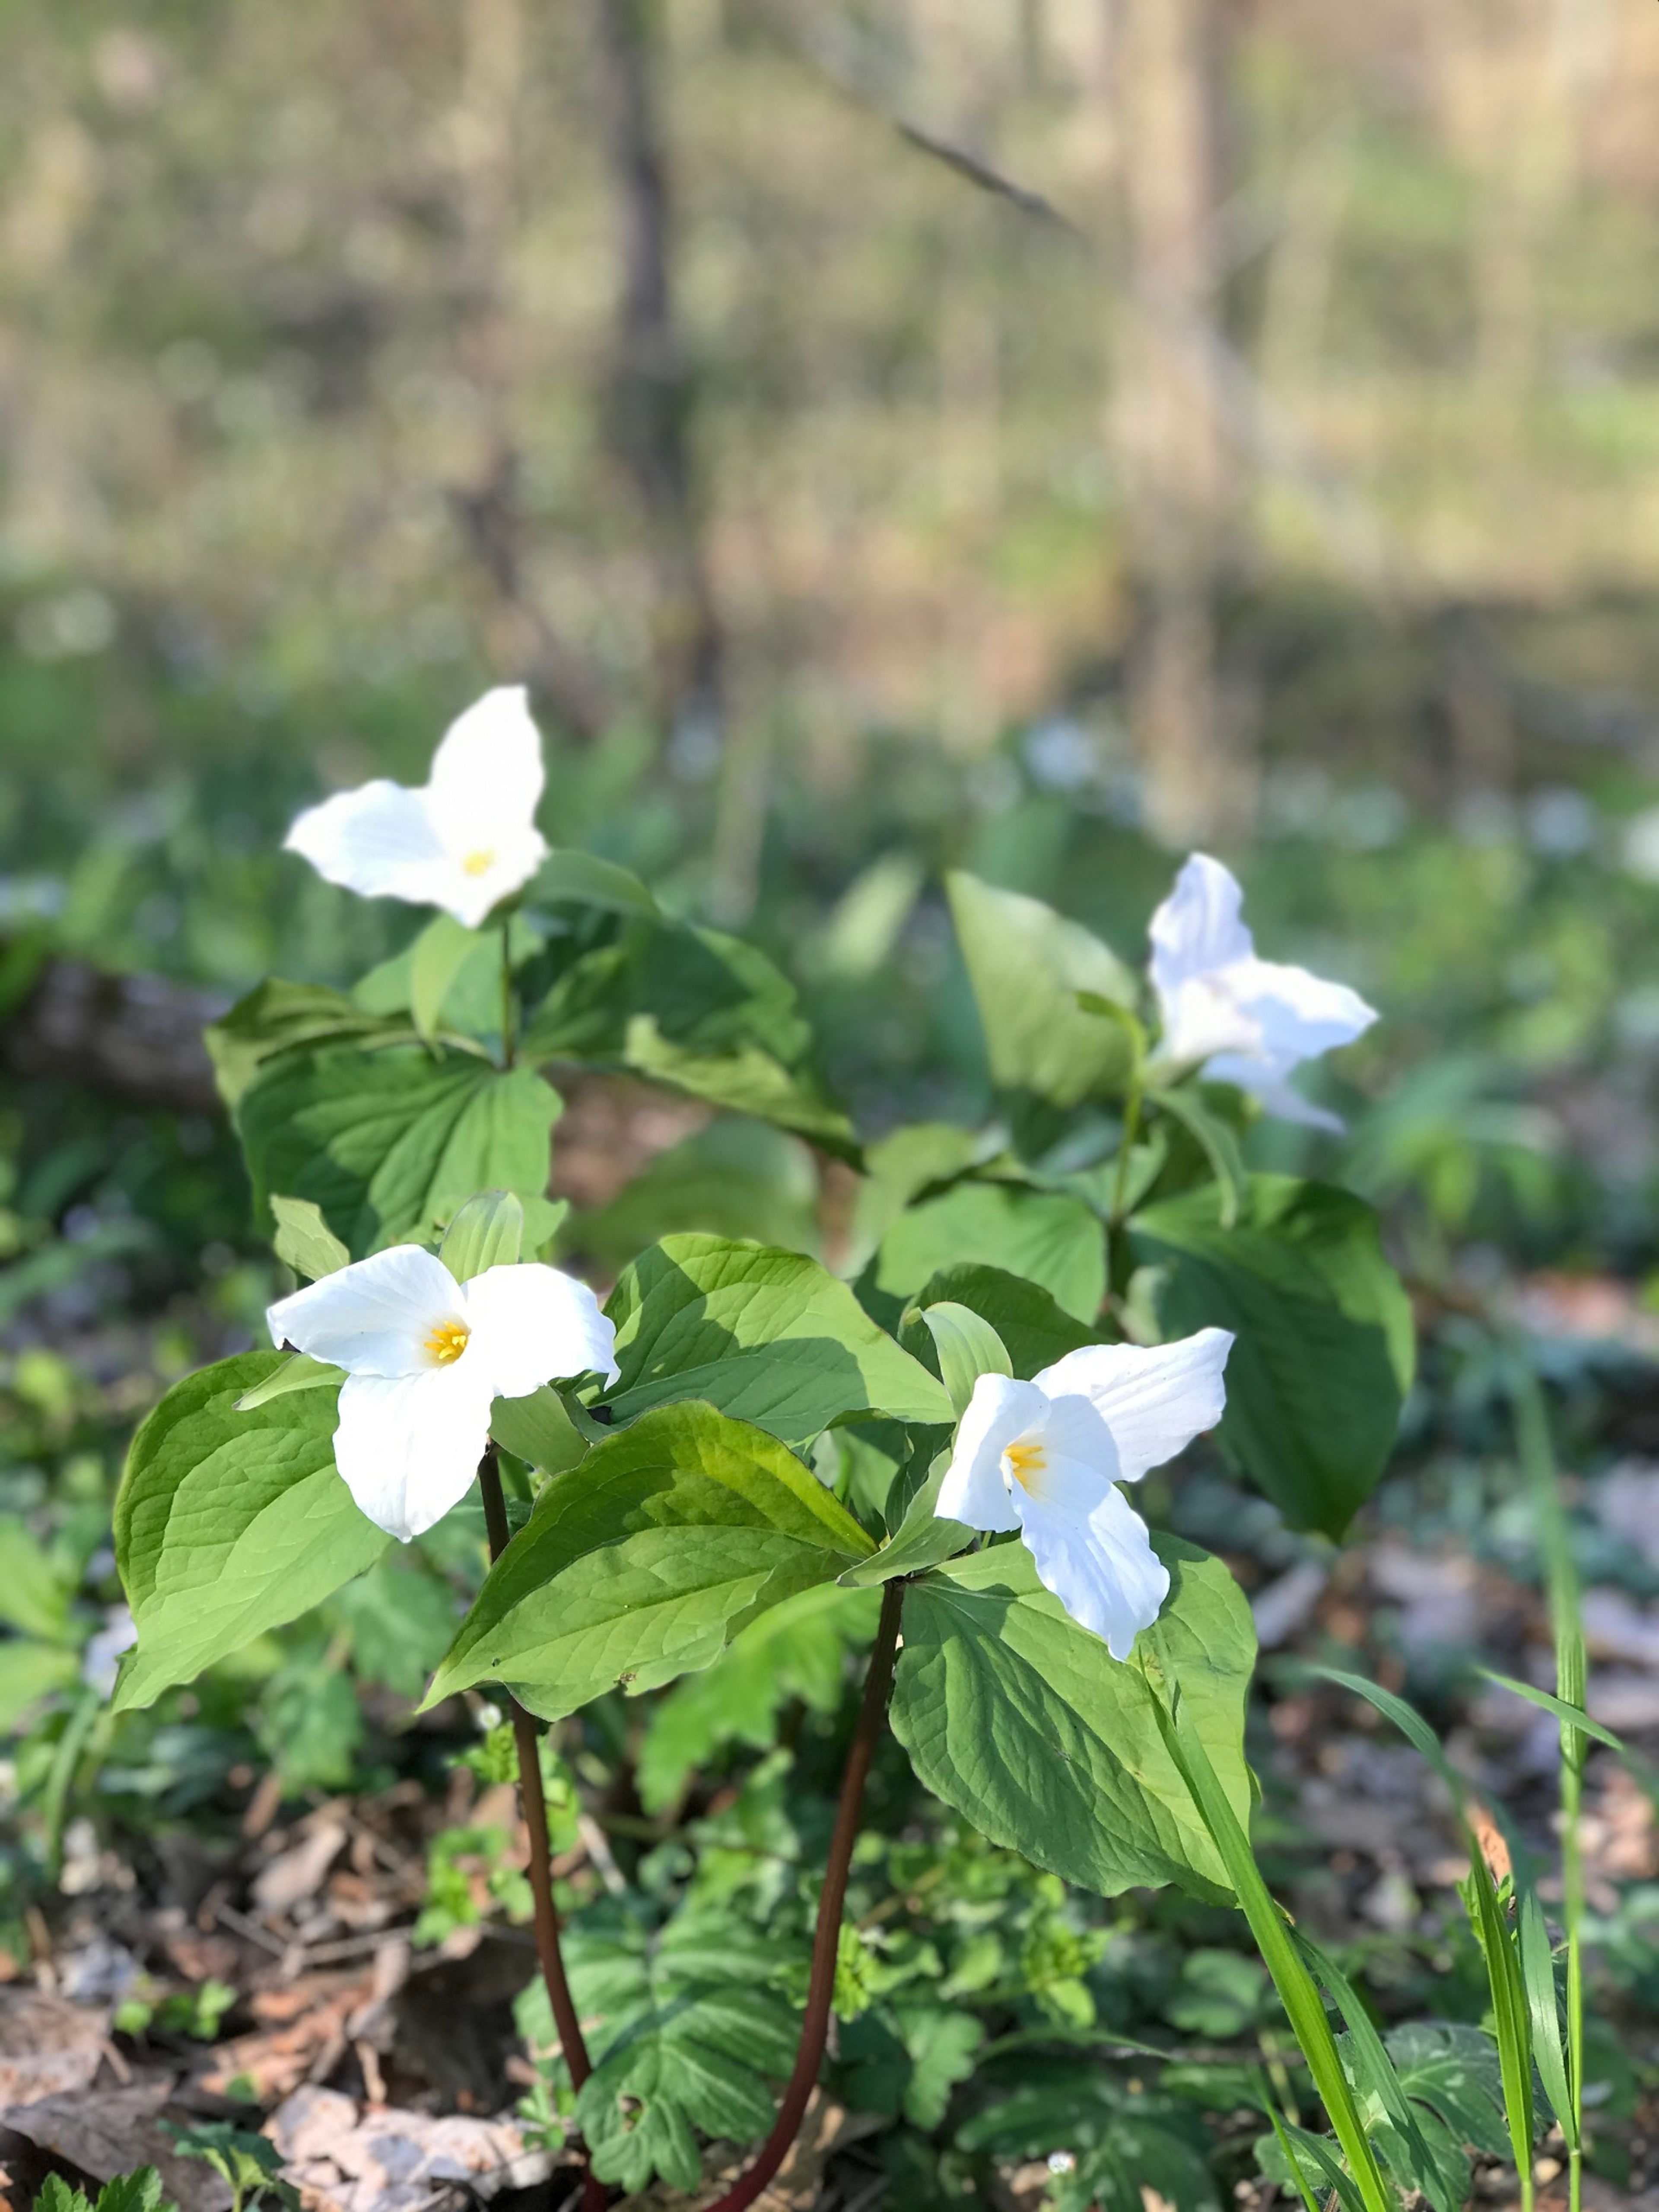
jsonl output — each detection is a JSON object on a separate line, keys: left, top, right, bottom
{"left": 1518, "top": 1885, "right": 1575, "bottom": 2148}
{"left": 1475, "top": 1669, "right": 1623, "bottom": 1754}
{"left": 1297, "top": 1937, "right": 1459, "bottom": 2212}
{"left": 1147, "top": 1681, "right": 1395, "bottom": 2212}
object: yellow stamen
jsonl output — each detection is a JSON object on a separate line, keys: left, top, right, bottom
{"left": 1004, "top": 1439, "right": 1047, "bottom": 1492}
{"left": 425, "top": 1320, "right": 471, "bottom": 1367}
{"left": 461, "top": 849, "right": 496, "bottom": 878}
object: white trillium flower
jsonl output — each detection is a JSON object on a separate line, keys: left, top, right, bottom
{"left": 935, "top": 1331, "right": 1233, "bottom": 1658}
{"left": 284, "top": 686, "right": 550, "bottom": 929}
{"left": 267, "top": 1246, "right": 618, "bottom": 1543}
{"left": 1148, "top": 852, "right": 1377, "bottom": 1131}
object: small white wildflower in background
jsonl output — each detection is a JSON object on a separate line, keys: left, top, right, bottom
{"left": 284, "top": 685, "right": 550, "bottom": 929}
{"left": 936, "top": 1332, "right": 1233, "bottom": 1658}
{"left": 1047, "top": 2151, "right": 1077, "bottom": 2175}
{"left": 81, "top": 1605, "right": 137, "bottom": 1695}
{"left": 1148, "top": 852, "right": 1376, "bottom": 1131}
{"left": 268, "top": 1245, "right": 617, "bottom": 1541}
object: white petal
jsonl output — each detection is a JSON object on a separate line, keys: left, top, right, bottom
{"left": 284, "top": 781, "right": 444, "bottom": 903}
{"left": 1017, "top": 1476, "right": 1171, "bottom": 1658}
{"left": 1228, "top": 956, "right": 1376, "bottom": 1062}
{"left": 1156, "top": 971, "right": 1265, "bottom": 1070}
{"left": 934, "top": 1373, "right": 1044, "bottom": 1532}
{"left": 333, "top": 1366, "right": 496, "bottom": 1541}
{"left": 1033, "top": 1330, "right": 1233, "bottom": 1484}
{"left": 398, "top": 831, "right": 549, "bottom": 930}
{"left": 268, "top": 1245, "right": 461, "bottom": 1377}
{"left": 462, "top": 1262, "right": 620, "bottom": 1398}
{"left": 1149, "top": 854, "right": 1253, "bottom": 998}
{"left": 1206, "top": 1057, "right": 1347, "bottom": 1132}
{"left": 426, "top": 686, "right": 546, "bottom": 851}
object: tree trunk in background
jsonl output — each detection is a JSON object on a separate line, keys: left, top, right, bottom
{"left": 593, "top": 0, "right": 724, "bottom": 744}
{"left": 1111, "top": 0, "right": 1248, "bottom": 849}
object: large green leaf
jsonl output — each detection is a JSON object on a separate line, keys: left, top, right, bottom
{"left": 621, "top": 1020, "right": 857, "bottom": 1158}
{"left": 604, "top": 1233, "right": 953, "bottom": 1445}
{"left": 205, "top": 978, "right": 420, "bottom": 1108}
{"left": 1128, "top": 1174, "right": 1414, "bottom": 1538}
{"left": 235, "top": 1044, "right": 562, "bottom": 1256}
{"left": 866, "top": 1180, "right": 1106, "bottom": 1325}
{"left": 113, "top": 1351, "right": 385, "bottom": 1713}
{"left": 571, "top": 1117, "right": 820, "bottom": 1274}
{"left": 423, "top": 1402, "right": 875, "bottom": 1719}
{"left": 900, "top": 1262, "right": 1100, "bottom": 1380}
{"left": 518, "top": 1901, "right": 801, "bottom": 2195}
{"left": 890, "top": 1535, "right": 1254, "bottom": 1901}
{"left": 947, "top": 872, "right": 1138, "bottom": 1140}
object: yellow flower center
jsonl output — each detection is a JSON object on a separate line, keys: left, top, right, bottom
{"left": 461, "top": 849, "right": 496, "bottom": 878}
{"left": 1004, "top": 1439, "right": 1047, "bottom": 1492}
{"left": 425, "top": 1320, "right": 472, "bottom": 1367}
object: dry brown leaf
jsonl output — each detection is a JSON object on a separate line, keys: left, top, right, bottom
{"left": 268, "top": 2085, "right": 553, "bottom": 2212}
{"left": 0, "top": 1988, "right": 109, "bottom": 2109}
{"left": 253, "top": 1821, "right": 350, "bottom": 1917}
{"left": 0, "top": 2080, "right": 229, "bottom": 2212}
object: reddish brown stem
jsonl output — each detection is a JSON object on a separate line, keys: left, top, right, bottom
{"left": 705, "top": 1579, "right": 908, "bottom": 2212}
{"left": 477, "top": 1453, "right": 609, "bottom": 2211}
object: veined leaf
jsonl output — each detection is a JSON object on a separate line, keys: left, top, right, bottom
{"left": 440, "top": 1187, "right": 525, "bottom": 1282}
{"left": 269, "top": 1195, "right": 350, "bottom": 1281}
{"left": 901, "top": 1261, "right": 1099, "bottom": 1380}
{"left": 409, "top": 915, "right": 484, "bottom": 1042}
{"left": 423, "top": 1402, "right": 874, "bottom": 1720}
{"left": 604, "top": 1233, "right": 953, "bottom": 1446}
{"left": 235, "top": 1044, "right": 562, "bottom": 1257}
{"left": 890, "top": 1536, "right": 1254, "bottom": 1901}
{"left": 531, "top": 847, "right": 660, "bottom": 917}
{"left": 947, "top": 872, "right": 1138, "bottom": 1143}
{"left": 113, "top": 1351, "right": 385, "bottom": 1713}
{"left": 489, "top": 1386, "right": 588, "bottom": 1476}
{"left": 234, "top": 1352, "right": 343, "bottom": 1410}
{"left": 205, "top": 977, "right": 419, "bottom": 1108}
{"left": 1129, "top": 1174, "right": 1414, "bottom": 1538}
{"left": 867, "top": 1179, "right": 1106, "bottom": 1326}
{"left": 908, "top": 1300, "right": 1011, "bottom": 1415}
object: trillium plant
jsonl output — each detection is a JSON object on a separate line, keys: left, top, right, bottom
{"left": 109, "top": 686, "right": 1456, "bottom": 2209}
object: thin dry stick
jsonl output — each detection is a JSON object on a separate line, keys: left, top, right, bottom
{"left": 705, "top": 1578, "right": 908, "bottom": 2212}
{"left": 476, "top": 1450, "right": 608, "bottom": 2212}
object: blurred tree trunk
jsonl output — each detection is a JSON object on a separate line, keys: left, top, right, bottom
{"left": 1110, "top": 0, "right": 1249, "bottom": 849}
{"left": 593, "top": 0, "right": 725, "bottom": 744}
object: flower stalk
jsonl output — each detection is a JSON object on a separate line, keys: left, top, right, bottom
{"left": 705, "top": 1578, "right": 908, "bottom": 2212}
{"left": 475, "top": 1449, "right": 605, "bottom": 2209}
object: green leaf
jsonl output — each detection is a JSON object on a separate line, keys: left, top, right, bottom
{"left": 489, "top": 1386, "right": 588, "bottom": 1475}
{"left": 849, "top": 1122, "right": 992, "bottom": 1268}
{"left": 439, "top": 1187, "right": 525, "bottom": 1281}
{"left": 637, "top": 1582, "right": 881, "bottom": 1812}
{"left": 604, "top": 1233, "right": 953, "bottom": 1446}
{"left": 0, "top": 1638, "right": 79, "bottom": 1729}
{"left": 1255, "top": 2123, "right": 1370, "bottom": 2212}
{"left": 902, "top": 1262, "right": 1100, "bottom": 1379}
{"left": 571, "top": 1116, "right": 820, "bottom": 1274}
{"left": 269, "top": 1195, "right": 350, "bottom": 1280}
{"left": 947, "top": 872, "right": 1138, "bottom": 1140}
{"left": 518, "top": 1901, "right": 801, "bottom": 2195}
{"left": 839, "top": 1450, "right": 971, "bottom": 1589}
{"left": 1518, "top": 1887, "right": 1574, "bottom": 2141}
{"left": 235, "top": 1045, "right": 562, "bottom": 1256}
{"left": 424, "top": 1403, "right": 874, "bottom": 1719}
{"left": 1476, "top": 1667, "right": 1626, "bottom": 1752}
{"left": 531, "top": 846, "right": 660, "bottom": 916}
{"left": 866, "top": 1180, "right": 1106, "bottom": 1326}
{"left": 409, "top": 914, "right": 485, "bottom": 1042}
{"left": 622, "top": 1020, "right": 858, "bottom": 1158}
{"left": 0, "top": 1519, "right": 71, "bottom": 1641}
{"left": 34, "top": 2180, "right": 95, "bottom": 2212}
{"left": 205, "top": 977, "right": 418, "bottom": 1107}
{"left": 1128, "top": 1174, "right": 1414, "bottom": 1538}
{"left": 233, "top": 1352, "right": 344, "bottom": 1411}
{"left": 1149, "top": 1085, "right": 1248, "bottom": 1229}
{"left": 95, "top": 2170, "right": 172, "bottom": 2212}
{"left": 1386, "top": 2022, "right": 1510, "bottom": 2162}
{"left": 840, "top": 1998, "right": 986, "bottom": 2130}
{"left": 909, "top": 1301, "right": 1011, "bottom": 1416}
{"left": 113, "top": 1351, "right": 386, "bottom": 1712}
{"left": 890, "top": 1536, "right": 1254, "bottom": 1900}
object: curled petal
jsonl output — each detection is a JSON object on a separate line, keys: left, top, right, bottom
{"left": 934, "top": 1373, "right": 1043, "bottom": 1532}
{"left": 1206, "top": 1055, "right": 1347, "bottom": 1131}
{"left": 333, "top": 1366, "right": 496, "bottom": 1541}
{"left": 427, "top": 686, "right": 547, "bottom": 854}
{"left": 268, "top": 1245, "right": 462, "bottom": 1376}
{"left": 283, "top": 781, "right": 443, "bottom": 903}
{"left": 1149, "top": 854, "right": 1253, "bottom": 998}
{"left": 1033, "top": 1330, "right": 1232, "bottom": 1484}
{"left": 1227, "top": 957, "right": 1376, "bottom": 1063}
{"left": 1017, "top": 1476, "right": 1171, "bottom": 1659}
{"left": 463, "top": 1261, "right": 620, "bottom": 1398}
